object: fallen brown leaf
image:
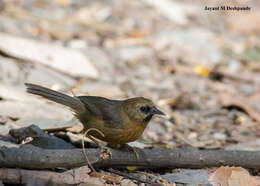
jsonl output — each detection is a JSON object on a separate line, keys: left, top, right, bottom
{"left": 209, "top": 166, "right": 260, "bottom": 186}
{"left": 221, "top": 92, "right": 260, "bottom": 122}
{"left": 0, "top": 166, "right": 106, "bottom": 185}
{"left": 90, "top": 172, "right": 123, "bottom": 184}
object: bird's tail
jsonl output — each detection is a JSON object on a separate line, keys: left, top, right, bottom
{"left": 25, "top": 83, "right": 86, "bottom": 114}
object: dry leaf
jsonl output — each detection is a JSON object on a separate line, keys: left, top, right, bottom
{"left": 55, "top": 0, "right": 71, "bottom": 6}
{"left": 209, "top": 166, "right": 260, "bottom": 186}
{"left": 221, "top": 93, "right": 260, "bottom": 122}
{"left": 120, "top": 179, "right": 138, "bottom": 186}
{"left": 126, "top": 166, "right": 139, "bottom": 171}
{"left": 126, "top": 30, "right": 149, "bottom": 38}
{"left": 194, "top": 65, "right": 211, "bottom": 77}
{"left": 90, "top": 172, "right": 123, "bottom": 184}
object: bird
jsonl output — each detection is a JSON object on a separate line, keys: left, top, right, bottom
{"left": 25, "top": 83, "right": 165, "bottom": 148}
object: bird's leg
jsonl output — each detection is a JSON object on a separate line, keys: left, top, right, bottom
{"left": 107, "top": 144, "right": 140, "bottom": 160}
{"left": 83, "top": 130, "right": 120, "bottom": 183}
{"left": 85, "top": 132, "right": 113, "bottom": 159}
{"left": 120, "top": 144, "right": 140, "bottom": 160}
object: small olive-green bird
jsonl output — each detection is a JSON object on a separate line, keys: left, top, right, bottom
{"left": 25, "top": 83, "right": 164, "bottom": 145}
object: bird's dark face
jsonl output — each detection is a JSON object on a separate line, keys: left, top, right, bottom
{"left": 124, "top": 97, "right": 165, "bottom": 123}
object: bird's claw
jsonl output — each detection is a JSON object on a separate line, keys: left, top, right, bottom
{"left": 100, "top": 146, "right": 112, "bottom": 159}
{"left": 122, "top": 144, "right": 140, "bottom": 160}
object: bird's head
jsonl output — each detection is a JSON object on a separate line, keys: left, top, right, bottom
{"left": 123, "top": 97, "right": 165, "bottom": 124}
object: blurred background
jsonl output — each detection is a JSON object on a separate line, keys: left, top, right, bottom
{"left": 0, "top": 0, "right": 260, "bottom": 151}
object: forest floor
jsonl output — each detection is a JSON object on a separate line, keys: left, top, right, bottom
{"left": 0, "top": 0, "right": 260, "bottom": 185}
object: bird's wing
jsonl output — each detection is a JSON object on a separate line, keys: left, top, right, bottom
{"left": 78, "top": 96, "right": 124, "bottom": 128}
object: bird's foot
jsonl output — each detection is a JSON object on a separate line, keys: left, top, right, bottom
{"left": 121, "top": 144, "right": 140, "bottom": 160}
{"left": 101, "top": 144, "right": 141, "bottom": 160}
{"left": 100, "top": 145, "right": 113, "bottom": 159}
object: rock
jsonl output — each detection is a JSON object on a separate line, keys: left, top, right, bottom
{"left": 155, "top": 29, "right": 222, "bottom": 65}
{"left": 0, "top": 56, "right": 20, "bottom": 84}
{"left": 83, "top": 47, "right": 115, "bottom": 82}
{"left": 0, "top": 140, "right": 18, "bottom": 148}
{"left": 116, "top": 46, "right": 153, "bottom": 62}
{"left": 15, "top": 117, "right": 80, "bottom": 132}
{"left": 0, "top": 85, "right": 30, "bottom": 102}
{"left": 120, "top": 179, "right": 137, "bottom": 186}
{"left": 10, "top": 125, "right": 75, "bottom": 149}
{"left": 143, "top": 0, "right": 198, "bottom": 25}
{"left": 160, "top": 169, "right": 209, "bottom": 185}
{"left": 0, "top": 125, "right": 10, "bottom": 135}
{"left": 26, "top": 65, "right": 76, "bottom": 91}
{"left": 79, "top": 81, "right": 125, "bottom": 99}
{"left": 0, "top": 33, "right": 99, "bottom": 78}
{"left": 0, "top": 100, "right": 72, "bottom": 120}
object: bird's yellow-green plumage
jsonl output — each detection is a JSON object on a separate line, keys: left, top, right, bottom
{"left": 25, "top": 83, "right": 164, "bottom": 145}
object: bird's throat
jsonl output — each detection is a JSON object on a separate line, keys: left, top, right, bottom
{"left": 143, "top": 114, "right": 153, "bottom": 122}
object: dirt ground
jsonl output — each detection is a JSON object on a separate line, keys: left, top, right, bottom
{"left": 0, "top": 0, "right": 260, "bottom": 185}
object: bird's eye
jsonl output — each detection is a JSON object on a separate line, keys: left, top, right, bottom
{"left": 140, "top": 106, "right": 150, "bottom": 113}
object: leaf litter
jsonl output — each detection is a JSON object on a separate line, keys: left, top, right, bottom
{"left": 0, "top": 0, "right": 260, "bottom": 185}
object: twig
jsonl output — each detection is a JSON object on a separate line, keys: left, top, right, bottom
{"left": 81, "top": 129, "right": 123, "bottom": 184}
{"left": 82, "top": 128, "right": 105, "bottom": 173}
{"left": 108, "top": 169, "right": 163, "bottom": 186}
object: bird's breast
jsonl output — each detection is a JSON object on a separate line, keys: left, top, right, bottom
{"left": 78, "top": 109, "right": 149, "bottom": 145}
{"left": 83, "top": 119, "right": 147, "bottom": 145}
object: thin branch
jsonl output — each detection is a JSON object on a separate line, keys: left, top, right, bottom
{"left": 1, "top": 145, "right": 260, "bottom": 169}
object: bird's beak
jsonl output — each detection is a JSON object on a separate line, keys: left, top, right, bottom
{"left": 151, "top": 106, "right": 165, "bottom": 115}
